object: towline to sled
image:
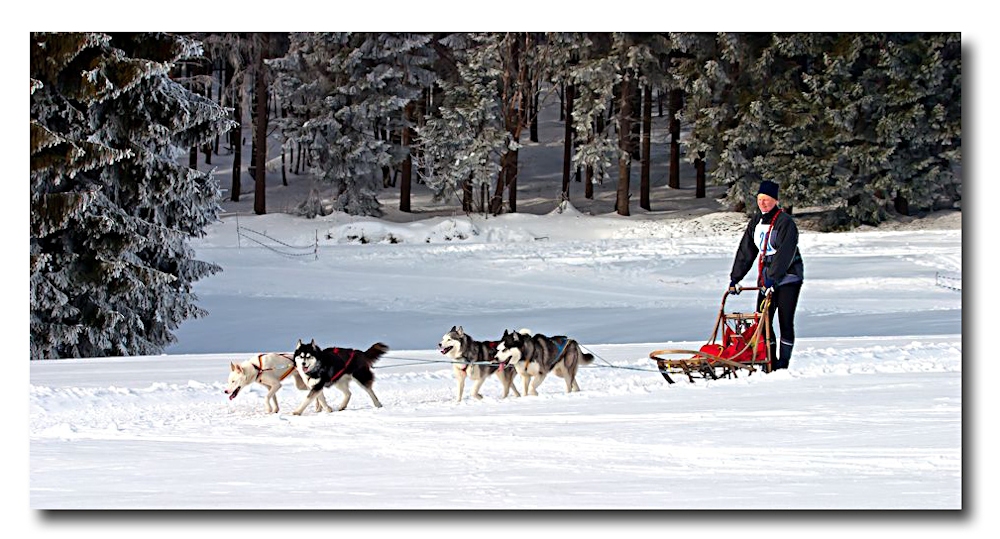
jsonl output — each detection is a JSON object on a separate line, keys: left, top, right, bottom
{"left": 649, "top": 286, "right": 774, "bottom": 384}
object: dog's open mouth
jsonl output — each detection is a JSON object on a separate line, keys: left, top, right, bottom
{"left": 439, "top": 346, "right": 453, "bottom": 355}
{"left": 228, "top": 387, "right": 240, "bottom": 400}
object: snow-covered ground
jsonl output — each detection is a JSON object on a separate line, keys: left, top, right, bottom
{"left": 29, "top": 205, "right": 964, "bottom": 516}
{"left": 18, "top": 20, "right": 992, "bottom": 535}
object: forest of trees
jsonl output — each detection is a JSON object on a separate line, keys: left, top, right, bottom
{"left": 30, "top": 32, "right": 961, "bottom": 359}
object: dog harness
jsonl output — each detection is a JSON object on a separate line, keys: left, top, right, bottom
{"left": 513, "top": 336, "right": 569, "bottom": 368}
{"left": 254, "top": 353, "right": 297, "bottom": 382}
{"left": 327, "top": 348, "right": 357, "bottom": 381}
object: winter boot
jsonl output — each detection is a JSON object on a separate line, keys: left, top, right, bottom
{"left": 776, "top": 340, "right": 793, "bottom": 370}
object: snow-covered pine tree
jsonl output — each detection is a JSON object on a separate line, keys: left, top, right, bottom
{"left": 30, "top": 32, "right": 234, "bottom": 359}
{"left": 670, "top": 32, "right": 725, "bottom": 197}
{"left": 809, "top": 33, "right": 961, "bottom": 227}
{"left": 268, "top": 33, "right": 339, "bottom": 216}
{"left": 673, "top": 32, "right": 961, "bottom": 228}
{"left": 721, "top": 32, "right": 822, "bottom": 215}
{"left": 418, "top": 33, "right": 509, "bottom": 212}
{"left": 546, "top": 33, "right": 619, "bottom": 201}
{"left": 270, "top": 32, "right": 435, "bottom": 217}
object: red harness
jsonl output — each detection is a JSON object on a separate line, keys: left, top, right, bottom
{"left": 758, "top": 209, "right": 782, "bottom": 287}
{"left": 327, "top": 348, "right": 357, "bottom": 381}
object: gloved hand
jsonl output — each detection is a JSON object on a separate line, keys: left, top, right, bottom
{"left": 761, "top": 276, "right": 775, "bottom": 296}
{"left": 728, "top": 281, "right": 741, "bottom": 295}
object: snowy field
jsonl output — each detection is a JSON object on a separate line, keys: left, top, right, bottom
{"left": 17, "top": 19, "right": 993, "bottom": 536}
{"left": 29, "top": 206, "right": 964, "bottom": 516}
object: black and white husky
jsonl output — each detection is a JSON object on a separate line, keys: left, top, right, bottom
{"left": 438, "top": 326, "right": 521, "bottom": 402}
{"left": 292, "top": 339, "right": 388, "bottom": 415}
{"left": 225, "top": 353, "right": 330, "bottom": 414}
{"left": 495, "top": 329, "right": 594, "bottom": 396}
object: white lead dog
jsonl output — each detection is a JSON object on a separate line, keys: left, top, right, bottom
{"left": 225, "top": 352, "right": 331, "bottom": 414}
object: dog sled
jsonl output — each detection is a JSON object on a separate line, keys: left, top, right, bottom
{"left": 649, "top": 286, "right": 773, "bottom": 384}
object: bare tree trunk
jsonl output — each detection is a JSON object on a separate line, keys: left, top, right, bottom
{"left": 280, "top": 100, "right": 287, "bottom": 186}
{"left": 507, "top": 149, "right": 518, "bottom": 213}
{"left": 215, "top": 59, "right": 223, "bottom": 156}
{"left": 696, "top": 151, "right": 706, "bottom": 199}
{"left": 185, "top": 62, "right": 198, "bottom": 169}
{"left": 230, "top": 86, "right": 242, "bottom": 202}
{"left": 561, "top": 83, "right": 575, "bottom": 199}
{"left": 669, "top": 88, "right": 682, "bottom": 190}
{"left": 463, "top": 176, "right": 473, "bottom": 212}
{"left": 558, "top": 84, "right": 565, "bottom": 121}
{"left": 281, "top": 146, "right": 287, "bottom": 186}
{"left": 588, "top": 114, "right": 603, "bottom": 200}
{"left": 491, "top": 33, "right": 526, "bottom": 215}
{"left": 630, "top": 80, "right": 641, "bottom": 161}
{"left": 640, "top": 84, "right": 652, "bottom": 211}
{"left": 253, "top": 35, "right": 269, "bottom": 215}
{"left": 529, "top": 80, "right": 539, "bottom": 143}
{"left": 202, "top": 58, "right": 213, "bottom": 165}
{"left": 400, "top": 102, "right": 415, "bottom": 213}
{"left": 616, "top": 74, "right": 632, "bottom": 217}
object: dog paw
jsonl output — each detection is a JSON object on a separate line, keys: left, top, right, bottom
{"left": 473, "top": 393, "right": 483, "bottom": 400}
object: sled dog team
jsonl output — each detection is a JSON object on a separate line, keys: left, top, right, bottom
{"left": 225, "top": 326, "right": 593, "bottom": 415}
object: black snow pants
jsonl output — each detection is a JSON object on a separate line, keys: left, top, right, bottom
{"left": 757, "top": 281, "right": 802, "bottom": 371}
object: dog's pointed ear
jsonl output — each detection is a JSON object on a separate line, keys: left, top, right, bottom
{"left": 234, "top": 363, "right": 243, "bottom": 373}
{"left": 457, "top": 326, "right": 464, "bottom": 336}
{"left": 230, "top": 362, "right": 236, "bottom": 371}
{"left": 450, "top": 325, "right": 457, "bottom": 332}
{"left": 310, "top": 338, "right": 316, "bottom": 346}
{"left": 297, "top": 339, "right": 302, "bottom": 347}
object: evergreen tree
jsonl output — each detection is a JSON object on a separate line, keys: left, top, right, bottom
{"left": 672, "top": 32, "right": 961, "bottom": 227}
{"left": 30, "top": 32, "right": 234, "bottom": 359}
{"left": 418, "top": 33, "right": 508, "bottom": 212}
{"left": 270, "top": 32, "right": 435, "bottom": 217}
{"left": 794, "top": 33, "right": 962, "bottom": 227}
{"left": 549, "top": 33, "right": 619, "bottom": 201}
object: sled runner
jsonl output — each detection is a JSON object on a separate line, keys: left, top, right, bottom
{"left": 649, "top": 287, "right": 773, "bottom": 384}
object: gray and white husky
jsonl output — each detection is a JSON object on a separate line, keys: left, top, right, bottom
{"left": 495, "top": 329, "right": 594, "bottom": 396}
{"left": 438, "top": 326, "right": 520, "bottom": 402}
{"left": 225, "top": 353, "right": 330, "bottom": 414}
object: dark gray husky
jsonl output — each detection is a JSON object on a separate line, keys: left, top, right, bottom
{"left": 438, "top": 326, "right": 520, "bottom": 402}
{"left": 495, "top": 329, "right": 594, "bottom": 396}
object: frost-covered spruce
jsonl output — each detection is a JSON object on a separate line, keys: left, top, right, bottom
{"left": 30, "top": 32, "right": 234, "bottom": 359}
{"left": 270, "top": 32, "right": 436, "bottom": 217}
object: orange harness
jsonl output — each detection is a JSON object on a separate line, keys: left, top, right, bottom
{"left": 254, "top": 353, "right": 297, "bottom": 382}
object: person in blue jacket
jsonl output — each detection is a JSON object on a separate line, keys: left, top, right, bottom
{"left": 728, "top": 180, "right": 804, "bottom": 371}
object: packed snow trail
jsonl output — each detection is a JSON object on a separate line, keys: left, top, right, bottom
{"left": 31, "top": 336, "right": 960, "bottom": 509}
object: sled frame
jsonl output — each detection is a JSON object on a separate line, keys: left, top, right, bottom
{"left": 649, "top": 287, "right": 774, "bottom": 384}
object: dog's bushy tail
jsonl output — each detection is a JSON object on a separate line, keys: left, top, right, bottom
{"left": 571, "top": 340, "right": 594, "bottom": 364}
{"left": 364, "top": 342, "right": 390, "bottom": 364}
